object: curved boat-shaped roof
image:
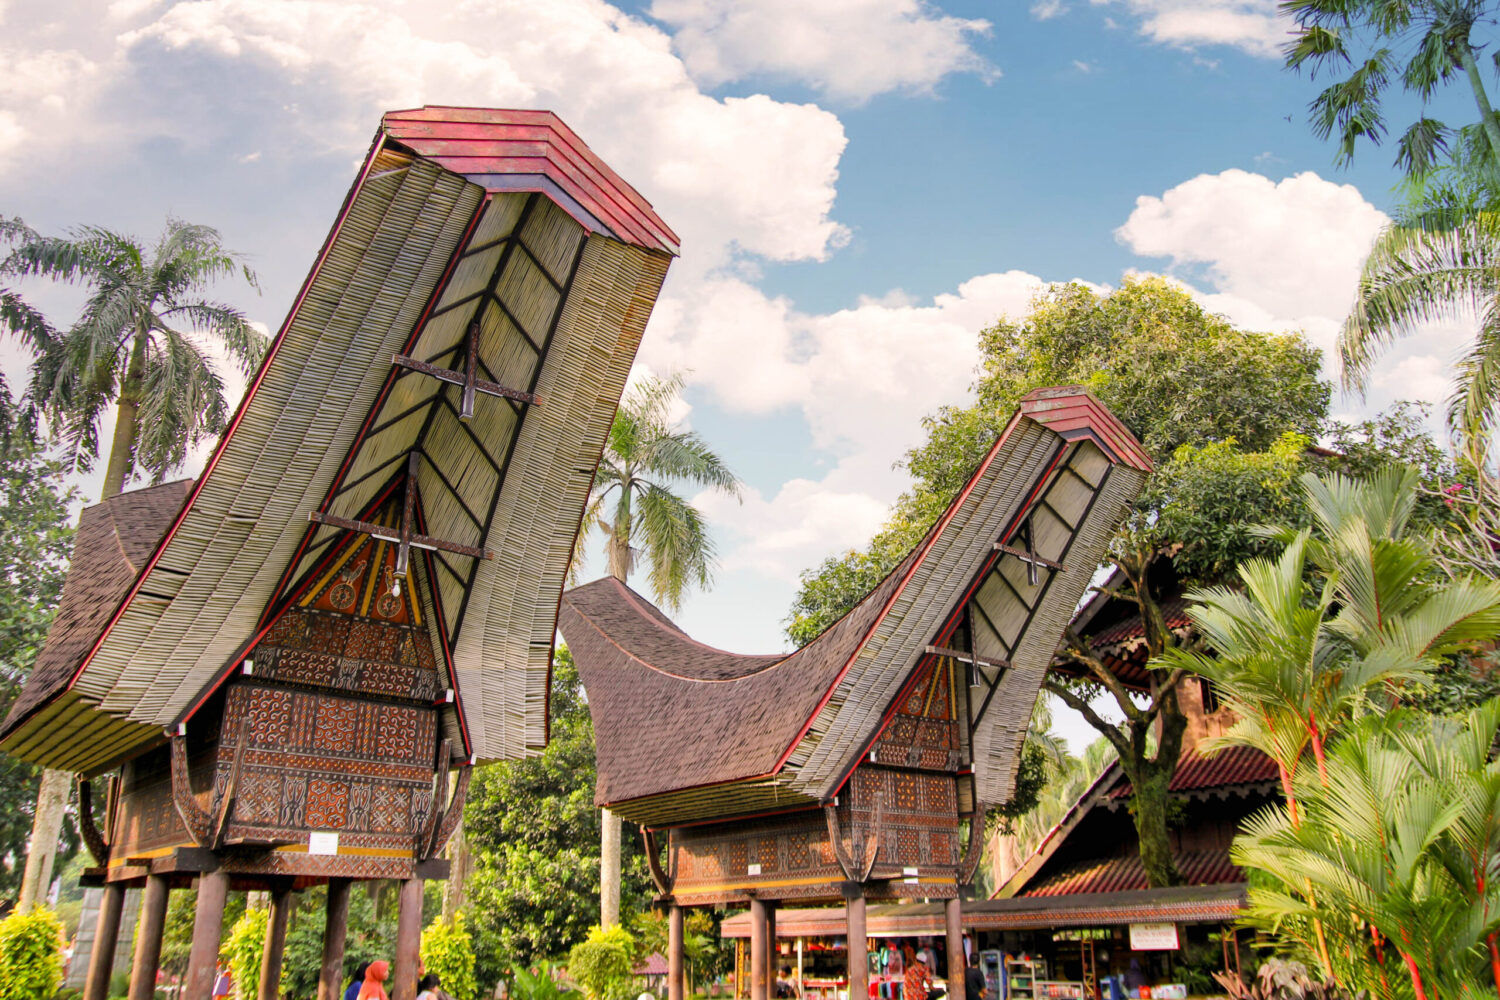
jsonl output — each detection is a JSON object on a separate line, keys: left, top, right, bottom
{"left": 563, "top": 386, "right": 1152, "bottom": 827}
{"left": 3, "top": 107, "right": 675, "bottom": 773}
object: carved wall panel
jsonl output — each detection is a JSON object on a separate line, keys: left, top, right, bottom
{"left": 870, "top": 655, "right": 961, "bottom": 770}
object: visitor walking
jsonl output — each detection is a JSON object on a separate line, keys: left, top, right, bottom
{"left": 358, "top": 960, "right": 392, "bottom": 1000}
{"left": 418, "top": 972, "right": 453, "bottom": 1000}
{"left": 964, "top": 953, "right": 987, "bottom": 1000}
{"left": 345, "top": 962, "right": 371, "bottom": 1000}
{"left": 903, "top": 950, "right": 930, "bottom": 1000}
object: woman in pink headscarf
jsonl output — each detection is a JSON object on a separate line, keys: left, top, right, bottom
{"left": 358, "top": 960, "right": 391, "bottom": 1000}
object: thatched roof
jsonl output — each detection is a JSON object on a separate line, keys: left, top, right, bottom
{"left": 2, "top": 107, "right": 675, "bottom": 773}
{"left": 562, "top": 387, "right": 1152, "bottom": 827}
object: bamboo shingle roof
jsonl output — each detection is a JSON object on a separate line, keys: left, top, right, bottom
{"left": 561, "top": 387, "right": 1152, "bottom": 828}
{"left": 2, "top": 107, "right": 675, "bottom": 774}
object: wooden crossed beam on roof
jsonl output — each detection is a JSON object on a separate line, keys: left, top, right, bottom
{"left": 994, "top": 518, "right": 1066, "bottom": 585}
{"left": 310, "top": 453, "right": 493, "bottom": 575}
{"left": 393, "top": 321, "right": 538, "bottom": 419}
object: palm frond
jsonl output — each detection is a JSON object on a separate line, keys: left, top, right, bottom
{"left": 635, "top": 483, "right": 715, "bottom": 611}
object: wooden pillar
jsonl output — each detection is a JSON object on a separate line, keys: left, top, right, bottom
{"left": 764, "top": 902, "right": 777, "bottom": 992}
{"left": 184, "top": 870, "right": 229, "bottom": 1000}
{"left": 393, "top": 877, "right": 423, "bottom": 1000}
{"left": 318, "top": 878, "right": 352, "bottom": 1000}
{"left": 128, "top": 875, "right": 171, "bottom": 1000}
{"left": 259, "top": 883, "right": 293, "bottom": 1000}
{"left": 83, "top": 882, "right": 127, "bottom": 1000}
{"left": 668, "top": 904, "right": 685, "bottom": 1000}
{"left": 844, "top": 886, "right": 867, "bottom": 1000}
{"left": 735, "top": 939, "right": 745, "bottom": 1000}
{"left": 749, "top": 898, "right": 767, "bottom": 1000}
{"left": 945, "top": 897, "right": 964, "bottom": 1000}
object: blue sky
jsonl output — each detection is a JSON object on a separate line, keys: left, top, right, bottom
{"left": 0, "top": 0, "right": 1478, "bottom": 750}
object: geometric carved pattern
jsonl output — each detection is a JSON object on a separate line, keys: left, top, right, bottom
{"left": 872, "top": 655, "right": 962, "bottom": 770}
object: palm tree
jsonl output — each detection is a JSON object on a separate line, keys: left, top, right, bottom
{"left": 576, "top": 371, "right": 741, "bottom": 610}
{"left": 1164, "top": 468, "right": 1500, "bottom": 984}
{"left": 0, "top": 215, "right": 263, "bottom": 911}
{"left": 1340, "top": 209, "right": 1500, "bottom": 465}
{"left": 574, "top": 371, "right": 741, "bottom": 929}
{"left": 1, "top": 215, "right": 265, "bottom": 494}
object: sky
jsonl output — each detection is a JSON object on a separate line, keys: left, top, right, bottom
{"left": 0, "top": 0, "right": 1478, "bottom": 752}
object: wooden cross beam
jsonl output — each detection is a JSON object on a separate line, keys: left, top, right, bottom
{"left": 309, "top": 453, "right": 493, "bottom": 574}
{"left": 393, "top": 322, "right": 537, "bottom": 419}
{"left": 994, "top": 520, "right": 1065, "bottom": 585}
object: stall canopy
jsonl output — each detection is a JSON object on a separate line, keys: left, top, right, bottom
{"left": 2, "top": 106, "right": 678, "bottom": 775}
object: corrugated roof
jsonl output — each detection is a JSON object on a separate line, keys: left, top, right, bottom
{"left": 1023, "top": 848, "right": 1242, "bottom": 896}
{"left": 383, "top": 107, "right": 679, "bottom": 256}
{"left": 1108, "top": 745, "right": 1278, "bottom": 799}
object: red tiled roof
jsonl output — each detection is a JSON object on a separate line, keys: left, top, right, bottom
{"left": 1088, "top": 596, "right": 1193, "bottom": 647}
{"left": 383, "top": 107, "right": 680, "bottom": 255}
{"left": 1019, "top": 387, "right": 1153, "bottom": 473}
{"left": 635, "top": 954, "right": 669, "bottom": 976}
{"left": 1023, "top": 848, "right": 1243, "bottom": 896}
{"left": 1108, "top": 745, "right": 1279, "bottom": 799}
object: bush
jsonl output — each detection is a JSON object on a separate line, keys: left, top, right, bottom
{"left": 511, "top": 961, "right": 582, "bottom": 1000}
{"left": 422, "top": 912, "right": 479, "bottom": 1000}
{"left": 567, "top": 925, "right": 636, "bottom": 1000}
{"left": 222, "top": 907, "right": 269, "bottom": 1000}
{"left": 0, "top": 906, "right": 65, "bottom": 1000}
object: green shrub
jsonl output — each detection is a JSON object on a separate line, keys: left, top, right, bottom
{"left": 222, "top": 907, "right": 269, "bottom": 1000}
{"left": 0, "top": 906, "right": 65, "bottom": 1000}
{"left": 511, "top": 960, "right": 582, "bottom": 1000}
{"left": 421, "top": 912, "right": 479, "bottom": 1000}
{"left": 567, "top": 925, "right": 636, "bottom": 1000}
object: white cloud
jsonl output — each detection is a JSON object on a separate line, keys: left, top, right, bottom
{"left": 1073, "top": 59, "right": 1096, "bottom": 73}
{"left": 1031, "top": 0, "right": 1067, "bottom": 20}
{"left": 1093, "top": 0, "right": 1287, "bottom": 57}
{"left": 1117, "top": 168, "right": 1473, "bottom": 427}
{"left": 648, "top": 0, "right": 996, "bottom": 102}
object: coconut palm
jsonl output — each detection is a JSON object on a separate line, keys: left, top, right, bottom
{"left": 1339, "top": 209, "right": 1500, "bottom": 464}
{"left": 0, "top": 215, "right": 265, "bottom": 495}
{"left": 0, "top": 215, "right": 263, "bottom": 911}
{"left": 576, "top": 371, "right": 741, "bottom": 609}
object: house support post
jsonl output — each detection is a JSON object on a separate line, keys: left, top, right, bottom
{"left": 749, "top": 898, "right": 768, "bottom": 1000}
{"left": 128, "top": 875, "right": 171, "bottom": 1000}
{"left": 945, "top": 896, "right": 964, "bottom": 1000}
{"left": 394, "top": 877, "right": 423, "bottom": 1000}
{"left": 259, "top": 882, "right": 293, "bottom": 1000}
{"left": 184, "top": 870, "right": 230, "bottom": 1000}
{"left": 764, "top": 901, "right": 777, "bottom": 997}
{"left": 318, "top": 878, "right": 352, "bottom": 1000}
{"left": 844, "top": 883, "right": 867, "bottom": 1000}
{"left": 668, "top": 903, "right": 685, "bottom": 1000}
{"left": 83, "top": 882, "right": 126, "bottom": 1000}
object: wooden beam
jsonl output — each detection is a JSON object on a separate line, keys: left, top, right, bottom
{"left": 392, "top": 352, "right": 538, "bottom": 406}
{"left": 308, "top": 511, "right": 492, "bottom": 561}
{"left": 924, "top": 645, "right": 1012, "bottom": 671}
{"left": 212, "top": 716, "right": 250, "bottom": 850}
{"left": 993, "top": 541, "right": 1066, "bottom": 573}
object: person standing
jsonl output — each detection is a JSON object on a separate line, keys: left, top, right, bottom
{"left": 964, "top": 953, "right": 988, "bottom": 1000}
{"left": 358, "top": 961, "right": 392, "bottom": 1000}
{"left": 346, "top": 963, "right": 372, "bottom": 1000}
{"left": 903, "top": 951, "right": 930, "bottom": 1000}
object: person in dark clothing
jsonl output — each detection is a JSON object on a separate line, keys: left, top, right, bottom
{"left": 344, "top": 962, "right": 371, "bottom": 1000}
{"left": 964, "top": 953, "right": 987, "bottom": 1000}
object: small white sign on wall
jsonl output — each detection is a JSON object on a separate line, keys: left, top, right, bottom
{"left": 747, "top": 863, "right": 762, "bottom": 876}
{"left": 309, "top": 831, "right": 339, "bottom": 856}
{"left": 1128, "top": 923, "right": 1179, "bottom": 951}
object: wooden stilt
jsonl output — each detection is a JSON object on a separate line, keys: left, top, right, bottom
{"left": 83, "top": 882, "right": 126, "bottom": 1000}
{"left": 735, "top": 938, "right": 745, "bottom": 1000}
{"left": 184, "top": 870, "right": 230, "bottom": 1000}
{"left": 669, "top": 904, "right": 685, "bottom": 1000}
{"left": 844, "top": 885, "right": 867, "bottom": 1000}
{"left": 394, "top": 877, "right": 423, "bottom": 1000}
{"left": 764, "top": 902, "right": 778, "bottom": 999}
{"left": 945, "top": 897, "right": 964, "bottom": 1000}
{"left": 259, "top": 883, "right": 293, "bottom": 1000}
{"left": 749, "top": 898, "right": 767, "bottom": 1000}
{"left": 317, "top": 878, "right": 352, "bottom": 1000}
{"left": 128, "top": 875, "right": 170, "bottom": 1000}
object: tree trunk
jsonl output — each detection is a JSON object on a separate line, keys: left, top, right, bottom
{"left": 17, "top": 768, "right": 70, "bottom": 911}
{"left": 600, "top": 807, "right": 622, "bottom": 927}
{"left": 101, "top": 327, "right": 150, "bottom": 498}
{"left": 1123, "top": 759, "right": 1180, "bottom": 888}
{"left": 1457, "top": 43, "right": 1500, "bottom": 175}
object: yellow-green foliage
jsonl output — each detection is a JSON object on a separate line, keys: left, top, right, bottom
{"left": 0, "top": 907, "right": 64, "bottom": 1000}
{"left": 422, "top": 912, "right": 479, "bottom": 1000}
{"left": 222, "top": 906, "right": 269, "bottom": 1000}
{"left": 566, "top": 924, "right": 636, "bottom": 1000}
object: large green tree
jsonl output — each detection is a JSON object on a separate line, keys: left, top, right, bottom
{"left": 463, "top": 649, "right": 650, "bottom": 991}
{"left": 788, "top": 278, "right": 1334, "bottom": 888}
{"left": 1283, "top": 0, "right": 1500, "bottom": 195}
{"left": 0, "top": 427, "right": 75, "bottom": 906}
{"left": 0, "top": 215, "right": 263, "bottom": 909}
